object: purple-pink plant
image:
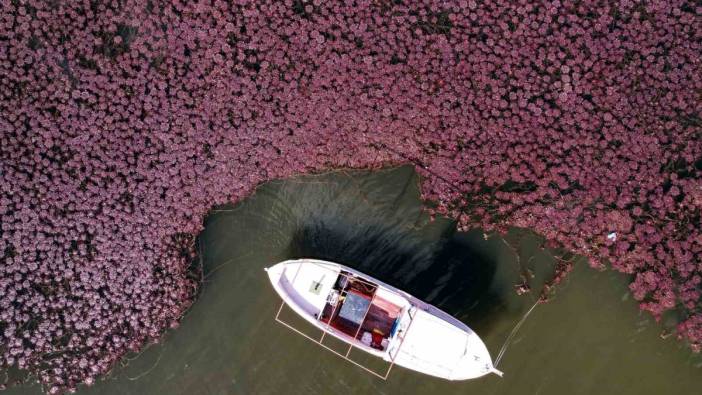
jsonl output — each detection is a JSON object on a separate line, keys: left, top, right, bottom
{"left": 1, "top": 0, "right": 701, "bottom": 392}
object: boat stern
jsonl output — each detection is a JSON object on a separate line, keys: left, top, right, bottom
{"left": 265, "top": 259, "right": 341, "bottom": 318}
{"left": 264, "top": 262, "right": 286, "bottom": 286}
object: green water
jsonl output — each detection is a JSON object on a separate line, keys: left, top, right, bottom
{"left": 7, "top": 166, "right": 701, "bottom": 394}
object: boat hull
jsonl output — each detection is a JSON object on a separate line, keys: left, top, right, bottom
{"left": 266, "top": 259, "right": 500, "bottom": 380}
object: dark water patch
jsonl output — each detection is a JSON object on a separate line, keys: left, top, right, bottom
{"left": 409, "top": 230, "right": 503, "bottom": 334}
{"left": 287, "top": 219, "right": 508, "bottom": 337}
{"left": 287, "top": 222, "right": 440, "bottom": 292}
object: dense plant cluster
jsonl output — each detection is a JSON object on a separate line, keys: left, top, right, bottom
{"left": 1, "top": 0, "right": 700, "bottom": 392}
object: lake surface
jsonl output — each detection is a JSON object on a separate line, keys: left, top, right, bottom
{"left": 7, "top": 166, "right": 701, "bottom": 394}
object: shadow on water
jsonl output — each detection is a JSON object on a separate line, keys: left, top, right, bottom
{"left": 288, "top": 221, "right": 504, "bottom": 335}
{"left": 409, "top": 231, "right": 504, "bottom": 335}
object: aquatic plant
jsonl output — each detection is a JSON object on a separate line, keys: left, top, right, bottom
{"left": 1, "top": 0, "right": 700, "bottom": 392}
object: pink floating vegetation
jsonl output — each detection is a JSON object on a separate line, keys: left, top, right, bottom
{"left": 1, "top": 0, "right": 700, "bottom": 392}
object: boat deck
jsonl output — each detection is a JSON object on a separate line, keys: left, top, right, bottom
{"left": 318, "top": 271, "right": 403, "bottom": 351}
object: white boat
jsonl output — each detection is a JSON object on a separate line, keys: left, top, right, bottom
{"left": 265, "top": 259, "right": 503, "bottom": 380}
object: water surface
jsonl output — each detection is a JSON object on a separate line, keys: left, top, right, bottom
{"left": 8, "top": 166, "right": 701, "bottom": 394}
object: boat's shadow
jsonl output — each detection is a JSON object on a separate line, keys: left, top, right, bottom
{"left": 287, "top": 221, "right": 506, "bottom": 336}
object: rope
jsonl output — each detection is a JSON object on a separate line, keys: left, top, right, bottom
{"left": 494, "top": 299, "right": 540, "bottom": 367}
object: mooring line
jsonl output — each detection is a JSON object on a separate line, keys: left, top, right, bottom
{"left": 494, "top": 299, "right": 540, "bottom": 367}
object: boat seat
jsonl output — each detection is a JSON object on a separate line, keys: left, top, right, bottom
{"left": 371, "top": 328, "right": 385, "bottom": 349}
{"left": 389, "top": 317, "right": 399, "bottom": 337}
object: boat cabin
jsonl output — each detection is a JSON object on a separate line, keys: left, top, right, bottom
{"left": 316, "top": 270, "right": 405, "bottom": 351}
